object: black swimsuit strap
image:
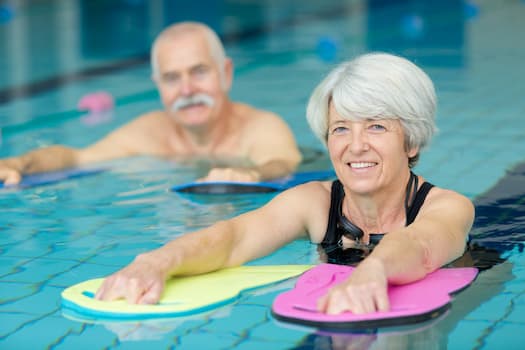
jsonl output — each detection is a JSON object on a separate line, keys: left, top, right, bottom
{"left": 323, "top": 180, "right": 345, "bottom": 246}
{"left": 406, "top": 181, "right": 434, "bottom": 225}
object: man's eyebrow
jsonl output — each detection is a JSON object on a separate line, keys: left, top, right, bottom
{"left": 161, "top": 71, "right": 179, "bottom": 78}
{"left": 190, "top": 63, "right": 209, "bottom": 70}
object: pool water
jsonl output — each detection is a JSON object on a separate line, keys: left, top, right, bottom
{"left": 1, "top": 0, "right": 525, "bottom": 349}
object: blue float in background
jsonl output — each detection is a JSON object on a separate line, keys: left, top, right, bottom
{"left": 400, "top": 14, "right": 425, "bottom": 40}
{"left": 464, "top": 0, "right": 480, "bottom": 20}
{"left": 316, "top": 36, "right": 339, "bottom": 63}
{"left": 0, "top": 4, "right": 14, "bottom": 24}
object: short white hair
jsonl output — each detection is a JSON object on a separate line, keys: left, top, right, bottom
{"left": 150, "top": 22, "right": 227, "bottom": 80}
{"left": 306, "top": 52, "right": 437, "bottom": 167}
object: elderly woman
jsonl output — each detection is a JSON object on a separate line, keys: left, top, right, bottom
{"left": 96, "top": 53, "right": 474, "bottom": 315}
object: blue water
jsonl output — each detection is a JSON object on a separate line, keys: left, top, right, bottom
{"left": 1, "top": 0, "right": 525, "bottom": 349}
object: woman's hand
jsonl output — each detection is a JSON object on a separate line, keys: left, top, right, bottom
{"left": 317, "top": 258, "right": 390, "bottom": 314}
{"left": 95, "top": 253, "right": 168, "bottom": 304}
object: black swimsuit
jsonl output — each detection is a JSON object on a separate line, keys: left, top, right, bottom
{"left": 319, "top": 175, "right": 434, "bottom": 265}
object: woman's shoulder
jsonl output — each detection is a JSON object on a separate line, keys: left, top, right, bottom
{"left": 272, "top": 179, "right": 332, "bottom": 206}
{"left": 422, "top": 182, "right": 474, "bottom": 214}
{"left": 293, "top": 179, "right": 333, "bottom": 194}
{"left": 280, "top": 180, "right": 333, "bottom": 241}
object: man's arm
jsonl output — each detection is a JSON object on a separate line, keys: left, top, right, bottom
{"left": 199, "top": 109, "right": 302, "bottom": 182}
{"left": 0, "top": 112, "right": 162, "bottom": 184}
{"left": 0, "top": 145, "right": 81, "bottom": 184}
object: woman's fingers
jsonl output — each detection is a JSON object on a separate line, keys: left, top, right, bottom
{"left": 137, "top": 281, "right": 164, "bottom": 304}
{"left": 317, "top": 271, "right": 390, "bottom": 315}
{"left": 95, "top": 265, "right": 165, "bottom": 305}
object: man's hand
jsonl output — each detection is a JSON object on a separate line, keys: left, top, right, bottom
{"left": 198, "top": 167, "right": 261, "bottom": 183}
{"left": 0, "top": 161, "right": 23, "bottom": 185}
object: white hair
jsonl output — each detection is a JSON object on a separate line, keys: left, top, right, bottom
{"left": 306, "top": 52, "right": 437, "bottom": 167}
{"left": 150, "top": 22, "right": 227, "bottom": 83}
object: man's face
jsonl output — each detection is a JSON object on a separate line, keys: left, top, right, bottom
{"left": 154, "top": 32, "right": 232, "bottom": 128}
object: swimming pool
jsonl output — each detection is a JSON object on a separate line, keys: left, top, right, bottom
{"left": 1, "top": 0, "right": 525, "bottom": 349}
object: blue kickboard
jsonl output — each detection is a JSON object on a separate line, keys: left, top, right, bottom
{"left": 171, "top": 170, "right": 336, "bottom": 194}
{"left": 0, "top": 168, "right": 106, "bottom": 190}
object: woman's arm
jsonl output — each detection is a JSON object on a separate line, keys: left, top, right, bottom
{"left": 95, "top": 181, "right": 330, "bottom": 304}
{"left": 318, "top": 188, "right": 475, "bottom": 314}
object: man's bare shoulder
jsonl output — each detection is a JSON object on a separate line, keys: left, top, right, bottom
{"left": 87, "top": 110, "right": 175, "bottom": 157}
{"left": 230, "top": 101, "right": 301, "bottom": 168}
{"left": 232, "top": 102, "right": 287, "bottom": 126}
{"left": 128, "top": 110, "right": 171, "bottom": 128}
{"left": 112, "top": 110, "right": 176, "bottom": 140}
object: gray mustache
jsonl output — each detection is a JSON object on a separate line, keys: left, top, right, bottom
{"left": 170, "top": 94, "right": 215, "bottom": 112}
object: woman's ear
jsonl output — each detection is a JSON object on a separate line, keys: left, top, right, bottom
{"left": 407, "top": 147, "right": 419, "bottom": 158}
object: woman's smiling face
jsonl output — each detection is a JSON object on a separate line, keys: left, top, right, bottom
{"left": 326, "top": 103, "right": 418, "bottom": 195}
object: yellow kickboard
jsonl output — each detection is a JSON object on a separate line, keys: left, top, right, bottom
{"left": 61, "top": 265, "right": 312, "bottom": 320}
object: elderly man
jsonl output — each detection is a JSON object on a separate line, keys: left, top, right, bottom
{"left": 0, "top": 22, "right": 301, "bottom": 185}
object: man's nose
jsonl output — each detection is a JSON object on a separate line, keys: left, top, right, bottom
{"left": 179, "top": 76, "right": 195, "bottom": 96}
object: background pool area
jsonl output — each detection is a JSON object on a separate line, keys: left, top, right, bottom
{"left": 1, "top": 0, "right": 525, "bottom": 349}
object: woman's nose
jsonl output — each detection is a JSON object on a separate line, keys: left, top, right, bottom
{"left": 349, "top": 129, "right": 370, "bottom": 153}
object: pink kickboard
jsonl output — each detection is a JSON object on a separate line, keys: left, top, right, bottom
{"left": 272, "top": 263, "right": 478, "bottom": 329}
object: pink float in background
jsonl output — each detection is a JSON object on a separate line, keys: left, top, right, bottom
{"left": 77, "top": 91, "right": 114, "bottom": 126}
{"left": 77, "top": 91, "right": 114, "bottom": 113}
{"left": 272, "top": 263, "right": 478, "bottom": 329}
